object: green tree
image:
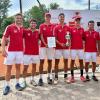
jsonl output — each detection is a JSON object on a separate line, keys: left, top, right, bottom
{"left": 1, "top": 17, "right": 14, "bottom": 31}
{"left": 0, "top": 0, "right": 11, "bottom": 34}
{"left": 24, "top": 4, "right": 48, "bottom": 28}
{"left": 49, "top": 3, "right": 59, "bottom": 10}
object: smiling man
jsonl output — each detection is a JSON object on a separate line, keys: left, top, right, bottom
{"left": 1, "top": 13, "right": 24, "bottom": 95}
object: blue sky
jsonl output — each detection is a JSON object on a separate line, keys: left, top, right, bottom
{"left": 8, "top": 0, "right": 100, "bottom": 16}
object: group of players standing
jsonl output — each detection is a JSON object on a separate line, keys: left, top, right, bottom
{"left": 1, "top": 12, "right": 100, "bottom": 95}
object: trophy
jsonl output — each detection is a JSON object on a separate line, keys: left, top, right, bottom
{"left": 65, "top": 32, "right": 71, "bottom": 47}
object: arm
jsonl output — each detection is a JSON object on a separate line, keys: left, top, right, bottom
{"left": 1, "top": 36, "right": 8, "bottom": 57}
{"left": 1, "top": 26, "right": 10, "bottom": 57}
{"left": 40, "top": 33, "right": 48, "bottom": 47}
{"left": 39, "top": 26, "right": 48, "bottom": 47}
{"left": 56, "top": 39, "right": 65, "bottom": 47}
{"left": 96, "top": 32, "right": 100, "bottom": 56}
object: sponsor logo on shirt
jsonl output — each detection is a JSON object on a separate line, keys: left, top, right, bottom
{"left": 28, "top": 33, "right": 31, "bottom": 36}
{"left": 14, "top": 29, "right": 17, "bottom": 33}
{"left": 58, "top": 29, "right": 62, "bottom": 32}
{"left": 43, "top": 27, "right": 46, "bottom": 30}
{"left": 73, "top": 30, "right": 76, "bottom": 33}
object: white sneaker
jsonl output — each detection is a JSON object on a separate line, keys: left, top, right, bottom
{"left": 21, "top": 81, "right": 27, "bottom": 89}
{"left": 53, "top": 78, "right": 58, "bottom": 85}
{"left": 30, "top": 80, "right": 37, "bottom": 86}
{"left": 64, "top": 78, "right": 71, "bottom": 84}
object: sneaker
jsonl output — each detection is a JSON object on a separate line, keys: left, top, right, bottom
{"left": 69, "top": 76, "right": 75, "bottom": 83}
{"left": 80, "top": 76, "right": 87, "bottom": 82}
{"left": 86, "top": 75, "right": 90, "bottom": 81}
{"left": 47, "top": 77, "right": 53, "bottom": 85}
{"left": 92, "top": 76, "right": 98, "bottom": 82}
{"left": 38, "top": 78, "right": 44, "bottom": 86}
{"left": 64, "top": 78, "right": 71, "bottom": 84}
{"left": 22, "top": 81, "right": 27, "bottom": 89}
{"left": 3, "top": 86, "right": 10, "bottom": 95}
{"left": 53, "top": 78, "right": 58, "bottom": 85}
{"left": 30, "top": 80, "right": 37, "bottom": 86}
{"left": 15, "top": 83, "right": 24, "bottom": 91}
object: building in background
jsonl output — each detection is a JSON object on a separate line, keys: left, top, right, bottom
{"left": 49, "top": 9, "right": 100, "bottom": 30}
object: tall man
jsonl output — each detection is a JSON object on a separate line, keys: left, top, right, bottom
{"left": 22, "top": 19, "right": 40, "bottom": 88}
{"left": 84, "top": 20, "right": 100, "bottom": 81}
{"left": 1, "top": 13, "right": 24, "bottom": 95}
{"left": 70, "top": 17, "right": 86, "bottom": 83}
{"left": 53, "top": 13, "right": 71, "bottom": 84}
{"left": 39, "top": 13, "right": 55, "bottom": 86}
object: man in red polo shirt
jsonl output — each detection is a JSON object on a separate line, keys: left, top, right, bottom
{"left": 1, "top": 13, "right": 24, "bottom": 95}
{"left": 53, "top": 13, "right": 71, "bottom": 84}
{"left": 22, "top": 19, "right": 40, "bottom": 88}
{"left": 70, "top": 16, "right": 86, "bottom": 83}
{"left": 84, "top": 20, "right": 100, "bottom": 81}
{"left": 39, "top": 13, "right": 55, "bottom": 86}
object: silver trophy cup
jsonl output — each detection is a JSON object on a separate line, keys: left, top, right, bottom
{"left": 65, "top": 32, "right": 71, "bottom": 47}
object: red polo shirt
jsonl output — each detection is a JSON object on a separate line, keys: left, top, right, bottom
{"left": 83, "top": 30, "right": 100, "bottom": 52}
{"left": 39, "top": 23, "right": 55, "bottom": 47}
{"left": 70, "top": 27, "right": 84, "bottom": 49}
{"left": 54, "top": 24, "right": 70, "bottom": 49}
{"left": 3, "top": 23, "right": 23, "bottom": 51}
{"left": 23, "top": 29, "right": 39, "bottom": 55}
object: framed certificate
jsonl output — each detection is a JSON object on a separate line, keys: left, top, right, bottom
{"left": 47, "top": 37, "right": 56, "bottom": 48}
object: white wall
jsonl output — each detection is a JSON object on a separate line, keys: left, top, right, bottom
{"left": 49, "top": 9, "right": 100, "bottom": 30}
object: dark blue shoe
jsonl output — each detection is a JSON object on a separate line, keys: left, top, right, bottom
{"left": 3, "top": 86, "right": 10, "bottom": 95}
{"left": 92, "top": 76, "right": 98, "bottom": 82}
{"left": 47, "top": 77, "right": 53, "bottom": 85}
{"left": 15, "top": 83, "right": 23, "bottom": 91}
{"left": 38, "top": 78, "right": 44, "bottom": 86}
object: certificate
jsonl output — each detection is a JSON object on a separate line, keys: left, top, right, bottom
{"left": 47, "top": 37, "right": 56, "bottom": 48}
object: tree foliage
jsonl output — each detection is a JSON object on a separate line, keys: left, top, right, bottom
{"left": 0, "top": 0, "right": 11, "bottom": 34}
{"left": 49, "top": 3, "right": 59, "bottom": 10}
{"left": 24, "top": 4, "right": 48, "bottom": 28}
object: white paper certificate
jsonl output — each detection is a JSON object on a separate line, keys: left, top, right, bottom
{"left": 47, "top": 37, "right": 56, "bottom": 48}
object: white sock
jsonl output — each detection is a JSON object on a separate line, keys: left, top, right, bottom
{"left": 23, "top": 78, "right": 26, "bottom": 82}
{"left": 48, "top": 73, "right": 50, "bottom": 78}
{"left": 86, "top": 72, "right": 88, "bottom": 76}
{"left": 64, "top": 72, "right": 68, "bottom": 75}
{"left": 40, "top": 74, "right": 42, "bottom": 79}
{"left": 93, "top": 72, "right": 95, "bottom": 76}
{"left": 16, "top": 79, "right": 19, "bottom": 84}
{"left": 5, "top": 81, "right": 10, "bottom": 87}
{"left": 30, "top": 76, "right": 34, "bottom": 81}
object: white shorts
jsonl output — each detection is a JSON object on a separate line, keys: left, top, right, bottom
{"left": 23, "top": 55, "right": 40, "bottom": 65}
{"left": 55, "top": 49, "right": 70, "bottom": 59}
{"left": 71, "top": 49, "right": 84, "bottom": 60}
{"left": 4, "top": 51, "right": 23, "bottom": 65}
{"left": 84, "top": 52, "right": 97, "bottom": 62}
{"left": 39, "top": 47, "right": 55, "bottom": 60}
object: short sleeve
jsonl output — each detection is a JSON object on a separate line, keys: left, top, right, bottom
{"left": 3, "top": 25, "right": 10, "bottom": 38}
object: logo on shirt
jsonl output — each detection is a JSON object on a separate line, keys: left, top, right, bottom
{"left": 58, "top": 29, "right": 62, "bottom": 32}
{"left": 73, "top": 30, "right": 76, "bottom": 33}
{"left": 28, "top": 33, "right": 31, "bottom": 36}
{"left": 43, "top": 27, "right": 46, "bottom": 30}
{"left": 14, "top": 29, "right": 17, "bottom": 33}
{"left": 86, "top": 34, "right": 89, "bottom": 37}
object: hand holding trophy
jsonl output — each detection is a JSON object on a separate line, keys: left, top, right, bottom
{"left": 65, "top": 32, "right": 71, "bottom": 47}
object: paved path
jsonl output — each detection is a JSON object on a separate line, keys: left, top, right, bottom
{"left": 0, "top": 67, "right": 100, "bottom": 100}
